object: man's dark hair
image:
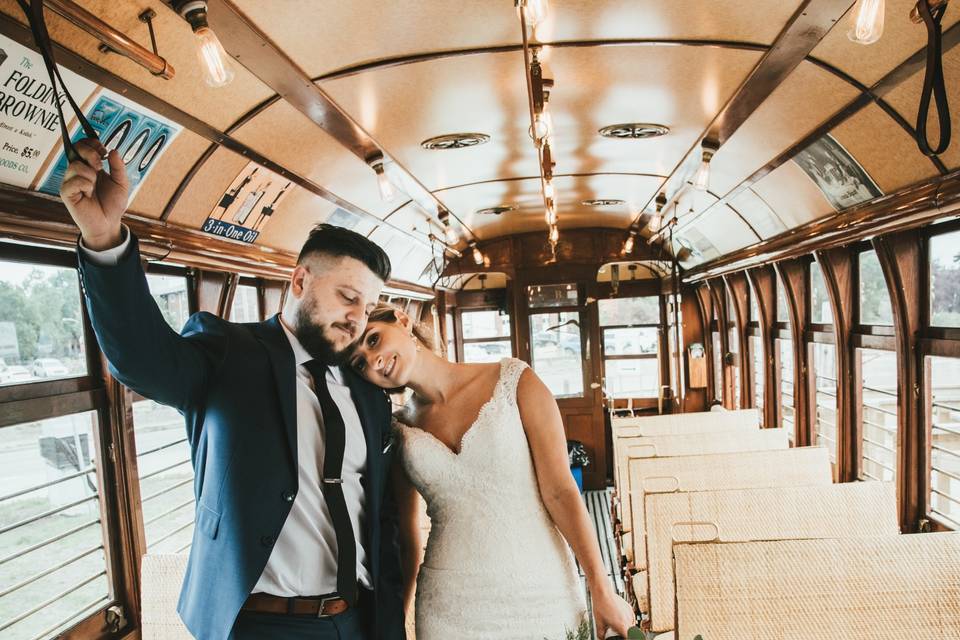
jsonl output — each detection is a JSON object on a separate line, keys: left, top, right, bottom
{"left": 297, "top": 223, "right": 391, "bottom": 281}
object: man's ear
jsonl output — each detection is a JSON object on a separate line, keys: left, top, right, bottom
{"left": 290, "top": 265, "right": 308, "bottom": 298}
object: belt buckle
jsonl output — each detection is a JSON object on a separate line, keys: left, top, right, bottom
{"left": 316, "top": 595, "right": 338, "bottom": 618}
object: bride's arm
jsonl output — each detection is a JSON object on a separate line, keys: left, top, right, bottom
{"left": 517, "top": 369, "right": 634, "bottom": 638}
{"left": 392, "top": 458, "right": 423, "bottom": 617}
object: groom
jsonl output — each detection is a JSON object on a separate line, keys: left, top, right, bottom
{"left": 61, "top": 138, "right": 404, "bottom": 640}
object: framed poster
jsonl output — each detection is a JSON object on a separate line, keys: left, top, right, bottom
{"left": 793, "top": 134, "right": 882, "bottom": 210}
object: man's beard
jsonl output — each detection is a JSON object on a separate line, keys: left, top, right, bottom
{"left": 293, "top": 299, "right": 355, "bottom": 365}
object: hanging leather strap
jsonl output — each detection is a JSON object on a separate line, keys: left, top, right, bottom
{"left": 916, "top": 0, "right": 951, "bottom": 156}
{"left": 17, "top": 0, "right": 99, "bottom": 164}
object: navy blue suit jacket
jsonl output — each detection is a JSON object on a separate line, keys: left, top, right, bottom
{"left": 78, "top": 235, "right": 404, "bottom": 640}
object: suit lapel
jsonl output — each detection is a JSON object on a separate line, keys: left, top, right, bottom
{"left": 254, "top": 315, "right": 298, "bottom": 467}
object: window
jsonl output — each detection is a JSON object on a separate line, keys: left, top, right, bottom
{"left": 810, "top": 261, "right": 832, "bottom": 325}
{"left": 776, "top": 277, "right": 789, "bottom": 323}
{"left": 146, "top": 273, "right": 190, "bottom": 332}
{"left": 777, "top": 338, "right": 795, "bottom": 443}
{"left": 812, "top": 343, "right": 838, "bottom": 465}
{"left": 726, "top": 289, "right": 740, "bottom": 409}
{"left": 229, "top": 284, "right": 260, "bottom": 323}
{"left": 527, "top": 284, "right": 578, "bottom": 309}
{"left": 0, "top": 261, "right": 88, "bottom": 386}
{"left": 859, "top": 250, "right": 893, "bottom": 325}
{"left": 529, "top": 311, "right": 583, "bottom": 398}
{"left": 445, "top": 313, "right": 455, "bottom": 362}
{"left": 749, "top": 335, "right": 764, "bottom": 417}
{"left": 926, "top": 356, "right": 960, "bottom": 529}
{"left": 600, "top": 297, "right": 660, "bottom": 399}
{"left": 712, "top": 331, "right": 723, "bottom": 402}
{"left": 930, "top": 229, "right": 960, "bottom": 327}
{"left": 460, "top": 309, "right": 511, "bottom": 363}
{"left": 750, "top": 293, "right": 759, "bottom": 323}
{"left": 133, "top": 399, "right": 195, "bottom": 553}
{"left": 0, "top": 412, "right": 112, "bottom": 639}
{"left": 858, "top": 348, "right": 898, "bottom": 482}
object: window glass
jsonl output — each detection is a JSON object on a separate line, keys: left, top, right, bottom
{"left": 527, "top": 284, "right": 578, "bottom": 309}
{"left": 461, "top": 310, "right": 511, "bottom": 339}
{"left": 749, "top": 290, "right": 759, "bottom": 323}
{"left": 445, "top": 313, "right": 455, "bottom": 362}
{"left": 603, "top": 327, "right": 657, "bottom": 356}
{"left": 810, "top": 261, "right": 833, "bottom": 325}
{"left": 777, "top": 338, "right": 795, "bottom": 443}
{"left": 930, "top": 229, "right": 960, "bottom": 327}
{"left": 0, "top": 411, "right": 111, "bottom": 638}
{"left": 230, "top": 284, "right": 260, "bottom": 323}
{"left": 812, "top": 343, "right": 838, "bottom": 465}
{"left": 858, "top": 348, "right": 898, "bottom": 482}
{"left": 146, "top": 273, "right": 190, "bottom": 332}
{"left": 859, "top": 250, "right": 893, "bottom": 325}
{"left": 0, "top": 261, "right": 87, "bottom": 385}
{"left": 927, "top": 356, "right": 960, "bottom": 529}
{"left": 726, "top": 287, "right": 737, "bottom": 323}
{"left": 462, "top": 341, "right": 512, "bottom": 363}
{"left": 750, "top": 335, "right": 764, "bottom": 418}
{"left": 530, "top": 312, "right": 583, "bottom": 398}
{"left": 605, "top": 359, "right": 659, "bottom": 398}
{"left": 776, "top": 274, "right": 789, "bottom": 323}
{"left": 598, "top": 296, "right": 659, "bottom": 326}
{"left": 133, "top": 399, "right": 195, "bottom": 553}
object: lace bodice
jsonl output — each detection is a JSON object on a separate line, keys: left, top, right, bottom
{"left": 396, "top": 358, "right": 587, "bottom": 639}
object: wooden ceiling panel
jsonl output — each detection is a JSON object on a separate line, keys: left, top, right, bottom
{"left": 811, "top": 0, "right": 960, "bottom": 86}
{"left": 728, "top": 188, "right": 788, "bottom": 240}
{"left": 882, "top": 44, "right": 960, "bottom": 170}
{"left": 320, "top": 46, "right": 761, "bottom": 197}
{"left": 231, "top": 100, "right": 392, "bottom": 218}
{"left": 230, "top": 0, "right": 802, "bottom": 81}
{"left": 689, "top": 205, "right": 759, "bottom": 255}
{"left": 369, "top": 224, "right": 437, "bottom": 285}
{"left": 830, "top": 102, "right": 939, "bottom": 194}
{"left": 129, "top": 131, "right": 212, "bottom": 218}
{"left": 0, "top": 0, "right": 276, "bottom": 130}
{"left": 165, "top": 146, "right": 260, "bottom": 228}
{"left": 749, "top": 160, "right": 834, "bottom": 227}
{"left": 707, "top": 60, "right": 860, "bottom": 196}
{"left": 254, "top": 187, "right": 339, "bottom": 254}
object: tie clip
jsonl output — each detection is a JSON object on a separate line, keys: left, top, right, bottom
{"left": 322, "top": 478, "right": 343, "bottom": 484}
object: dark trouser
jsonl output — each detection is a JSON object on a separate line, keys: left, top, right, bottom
{"left": 232, "top": 591, "right": 373, "bottom": 640}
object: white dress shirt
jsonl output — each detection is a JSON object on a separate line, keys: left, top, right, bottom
{"left": 80, "top": 228, "right": 373, "bottom": 596}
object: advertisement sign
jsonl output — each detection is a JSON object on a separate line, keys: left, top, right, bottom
{"left": 38, "top": 89, "right": 181, "bottom": 199}
{"left": 0, "top": 35, "right": 96, "bottom": 188}
{"left": 200, "top": 162, "right": 292, "bottom": 244}
{"left": 793, "top": 134, "right": 882, "bottom": 210}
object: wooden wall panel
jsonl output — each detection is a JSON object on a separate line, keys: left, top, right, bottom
{"left": 775, "top": 259, "right": 810, "bottom": 445}
{"left": 724, "top": 272, "right": 752, "bottom": 410}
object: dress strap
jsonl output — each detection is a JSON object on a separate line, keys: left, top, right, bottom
{"left": 498, "top": 358, "right": 529, "bottom": 405}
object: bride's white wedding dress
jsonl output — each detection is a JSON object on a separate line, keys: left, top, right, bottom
{"left": 396, "top": 358, "right": 588, "bottom": 639}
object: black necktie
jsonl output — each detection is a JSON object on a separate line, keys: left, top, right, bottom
{"left": 304, "top": 360, "right": 358, "bottom": 605}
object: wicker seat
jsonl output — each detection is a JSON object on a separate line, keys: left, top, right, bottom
{"left": 141, "top": 554, "right": 192, "bottom": 640}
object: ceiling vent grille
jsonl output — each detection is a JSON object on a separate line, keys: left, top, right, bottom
{"left": 598, "top": 123, "right": 669, "bottom": 139}
{"left": 475, "top": 205, "right": 518, "bottom": 216}
{"left": 421, "top": 133, "right": 491, "bottom": 150}
{"left": 581, "top": 198, "right": 626, "bottom": 207}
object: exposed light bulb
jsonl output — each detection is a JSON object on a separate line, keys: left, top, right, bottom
{"left": 544, "top": 179, "right": 555, "bottom": 200}
{"left": 541, "top": 109, "right": 554, "bottom": 141}
{"left": 524, "top": 0, "right": 549, "bottom": 27}
{"left": 544, "top": 205, "right": 557, "bottom": 226}
{"left": 848, "top": 0, "right": 884, "bottom": 45}
{"left": 692, "top": 158, "right": 710, "bottom": 191}
{"left": 372, "top": 163, "right": 395, "bottom": 201}
{"left": 622, "top": 233, "right": 636, "bottom": 255}
{"left": 471, "top": 244, "right": 484, "bottom": 266}
{"left": 530, "top": 112, "right": 551, "bottom": 142}
{"left": 443, "top": 224, "right": 459, "bottom": 244}
{"left": 194, "top": 26, "right": 235, "bottom": 87}
{"left": 548, "top": 225, "right": 559, "bottom": 244}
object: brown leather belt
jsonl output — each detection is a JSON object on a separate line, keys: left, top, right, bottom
{"left": 242, "top": 592, "right": 349, "bottom": 617}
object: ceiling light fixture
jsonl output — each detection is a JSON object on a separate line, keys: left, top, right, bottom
{"left": 366, "top": 154, "right": 396, "bottom": 201}
{"left": 544, "top": 178, "right": 555, "bottom": 200}
{"left": 438, "top": 209, "right": 460, "bottom": 244}
{"left": 692, "top": 139, "right": 719, "bottom": 192}
{"left": 176, "top": 1, "right": 235, "bottom": 87}
{"left": 420, "top": 132, "right": 491, "bottom": 150}
{"left": 598, "top": 123, "right": 670, "bottom": 140}
{"left": 469, "top": 242, "right": 485, "bottom": 266}
{"left": 548, "top": 224, "right": 559, "bottom": 244}
{"left": 522, "top": 0, "right": 550, "bottom": 28}
{"left": 621, "top": 229, "right": 637, "bottom": 256}
{"left": 848, "top": 0, "right": 885, "bottom": 44}
{"left": 544, "top": 202, "right": 557, "bottom": 226}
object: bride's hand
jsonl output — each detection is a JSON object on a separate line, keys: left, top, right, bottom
{"left": 592, "top": 587, "right": 635, "bottom": 639}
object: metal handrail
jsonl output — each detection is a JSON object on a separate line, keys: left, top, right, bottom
{"left": 930, "top": 507, "right": 960, "bottom": 531}
{"left": 0, "top": 543, "right": 103, "bottom": 599}
{"left": 0, "top": 493, "right": 100, "bottom": 536}
{"left": 932, "top": 399, "right": 960, "bottom": 414}
{"left": 27, "top": 596, "right": 111, "bottom": 640}
{"left": 862, "top": 416, "right": 897, "bottom": 433}
{"left": 862, "top": 384, "right": 897, "bottom": 398}
{"left": 148, "top": 520, "right": 193, "bottom": 550}
{"left": 931, "top": 422, "right": 960, "bottom": 438}
{"left": 816, "top": 388, "right": 837, "bottom": 399}
{"left": 0, "top": 465, "right": 96, "bottom": 504}
{"left": 140, "top": 476, "right": 193, "bottom": 504}
{"left": 175, "top": 540, "right": 192, "bottom": 554}
{"left": 861, "top": 470, "right": 882, "bottom": 481}
{"left": 932, "top": 444, "right": 960, "bottom": 460}
{"left": 143, "top": 498, "right": 194, "bottom": 527}
{"left": 0, "top": 570, "right": 106, "bottom": 632}
{"left": 135, "top": 436, "right": 188, "bottom": 459}
{"left": 816, "top": 432, "right": 837, "bottom": 444}
{"left": 0, "top": 518, "right": 100, "bottom": 567}
{"left": 862, "top": 435, "right": 896, "bottom": 454}
{"left": 863, "top": 402, "right": 897, "bottom": 418}
{"left": 862, "top": 454, "right": 896, "bottom": 475}
{"left": 931, "top": 487, "right": 960, "bottom": 508}
{"left": 138, "top": 457, "right": 191, "bottom": 482}
{"left": 932, "top": 465, "right": 960, "bottom": 484}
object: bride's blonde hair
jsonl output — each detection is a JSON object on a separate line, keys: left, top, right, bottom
{"left": 366, "top": 302, "right": 436, "bottom": 352}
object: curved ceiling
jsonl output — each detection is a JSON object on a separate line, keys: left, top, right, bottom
{"left": 0, "top": 0, "right": 957, "bottom": 286}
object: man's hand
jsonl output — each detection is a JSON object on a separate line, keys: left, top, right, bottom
{"left": 59, "top": 137, "right": 129, "bottom": 251}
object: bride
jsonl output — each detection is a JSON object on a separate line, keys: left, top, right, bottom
{"left": 349, "top": 304, "right": 635, "bottom": 640}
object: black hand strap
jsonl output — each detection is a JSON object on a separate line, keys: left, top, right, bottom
{"left": 17, "top": 0, "right": 99, "bottom": 164}
{"left": 916, "top": 0, "right": 951, "bottom": 157}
